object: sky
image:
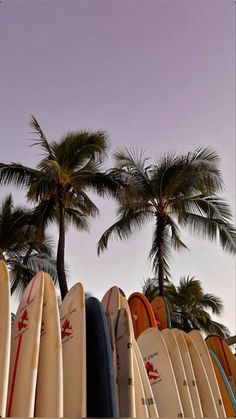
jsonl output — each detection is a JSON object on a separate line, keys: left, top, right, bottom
{"left": 0, "top": 0, "right": 235, "bottom": 334}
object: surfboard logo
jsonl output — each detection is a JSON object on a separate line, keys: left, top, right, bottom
{"left": 145, "top": 361, "right": 161, "bottom": 380}
{"left": 61, "top": 318, "right": 73, "bottom": 340}
{"left": 18, "top": 308, "right": 29, "bottom": 331}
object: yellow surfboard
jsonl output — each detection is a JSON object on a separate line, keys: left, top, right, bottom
{"left": 102, "top": 286, "right": 123, "bottom": 415}
{"left": 189, "top": 330, "right": 226, "bottom": 417}
{"left": 60, "top": 283, "right": 86, "bottom": 417}
{"left": 172, "top": 328, "right": 203, "bottom": 417}
{"left": 0, "top": 261, "right": 11, "bottom": 417}
{"left": 115, "top": 307, "right": 136, "bottom": 417}
{"left": 161, "top": 329, "right": 194, "bottom": 417}
{"left": 34, "top": 273, "right": 63, "bottom": 417}
{"left": 7, "top": 272, "right": 44, "bottom": 417}
{"left": 183, "top": 331, "right": 218, "bottom": 417}
{"left": 133, "top": 348, "right": 149, "bottom": 417}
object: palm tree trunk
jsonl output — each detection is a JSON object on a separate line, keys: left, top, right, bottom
{"left": 156, "top": 215, "right": 166, "bottom": 296}
{"left": 57, "top": 185, "right": 68, "bottom": 299}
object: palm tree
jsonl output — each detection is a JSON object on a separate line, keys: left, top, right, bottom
{"left": 0, "top": 116, "right": 117, "bottom": 299}
{"left": 98, "top": 147, "right": 235, "bottom": 295}
{"left": 142, "top": 276, "right": 230, "bottom": 338}
{"left": 0, "top": 194, "right": 57, "bottom": 296}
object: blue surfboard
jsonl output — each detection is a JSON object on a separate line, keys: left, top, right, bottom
{"left": 86, "top": 297, "right": 118, "bottom": 417}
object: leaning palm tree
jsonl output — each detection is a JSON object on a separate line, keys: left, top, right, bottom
{"left": 0, "top": 116, "right": 118, "bottom": 299}
{"left": 98, "top": 147, "right": 235, "bottom": 295}
{"left": 0, "top": 194, "right": 57, "bottom": 296}
{"left": 142, "top": 276, "right": 230, "bottom": 338}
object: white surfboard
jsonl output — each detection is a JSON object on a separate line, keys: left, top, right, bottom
{"left": 172, "top": 328, "right": 203, "bottom": 417}
{"left": 0, "top": 261, "right": 11, "bottom": 417}
{"left": 133, "top": 339, "right": 159, "bottom": 417}
{"left": 161, "top": 328, "right": 194, "bottom": 417}
{"left": 182, "top": 331, "right": 218, "bottom": 417}
{"left": 137, "top": 327, "right": 184, "bottom": 417}
{"left": 189, "top": 330, "right": 226, "bottom": 417}
{"left": 115, "top": 307, "right": 136, "bottom": 417}
{"left": 34, "top": 273, "right": 63, "bottom": 417}
{"left": 7, "top": 272, "right": 44, "bottom": 417}
{"left": 60, "top": 283, "right": 86, "bottom": 417}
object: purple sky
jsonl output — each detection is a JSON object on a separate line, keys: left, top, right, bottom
{"left": 0, "top": 0, "right": 235, "bottom": 334}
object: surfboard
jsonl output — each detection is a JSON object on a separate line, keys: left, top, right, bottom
{"left": 206, "top": 335, "right": 236, "bottom": 395}
{"left": 34, "top": 273, "right": 63, "bottom": 417}
{"left": 86, "top": 297, "right": 118, "bottom": 417}
{"left": 150, "top": 296, "right": 171, "bottom": 330}
{"left": 183, "top": 330, "right": 218, "bottom": 417}
{"left": 119, "top": 290, "right": 159, "bottom": 417}
{"left": 115, "top": 307, "right": 136, "bottom": 417}
{"left": 101, "top": 286, "right": 123, "bottom": 415}
{"left": 137, "top": 327, "right": 184, "bottom": 417}
{"left": 189, "top": 330, "right": 226, "bottom": 417}
{"left": 132, "top": 339, "right": 159, "bottom": 417}
{"left": 172, "top": 328, "right": 203, "bottom": 417}
{"left": 0, "top": 261, "right": 11, "bottom": 417}
{"left": 161, "top": 328, "right": 194, "bottom": 417}
{"left": 133, "top": 347, "right": 149, "bottom": 417}
{"left": 221, "top": 340, "right": 236, "bottom": 394}
{"left": 60, "top": 283, "right": 86, "bottom": 417}
{"left": 7, "top": 272, "right": 44, "bottom": 417}
{"left": 209, "top": 349, "right": 236, "bottom": 417}
{"left": 128, "top": 292, "right": 157, "bottom": 339}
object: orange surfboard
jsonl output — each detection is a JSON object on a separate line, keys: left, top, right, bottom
{"left": 209, "top": 349, "right": 236, "bottom": 417}
{"left": 128, "top": 292, "right": 157, "bottom": 339}
{"left": 206, "top": 335, "right": 236, "bottom": 395}
{"left": 150, "top": 296, "right": 171, "bottom": 330}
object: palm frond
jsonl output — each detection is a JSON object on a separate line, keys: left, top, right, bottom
{"left": 0, "top": 163, "right": 38, "bottom": 189}
{"left": 184, "top": 212, "right": 236, "bottom": 254}
{"left": 74, "top": 170, "right": 119, "bottom": 198}
{"left": 64, "top": 208, "right": 90, "bottom": 231}
{"left": 198, "top": 293, "right": 223, "bottom": 315}
{"left": 165, "top": 216, "right": 188, "bottom": 252}
{"left": 114, "top": 147, "right": 150, "bottom": 172}
{"left": 52, "top": 130, "right": 109, "bottom": 168}
{"left": 29, "top": 115, "right": 54, "bottom": 158}
{"left": 98, "top": 208, "right": 153, "bottom": 255}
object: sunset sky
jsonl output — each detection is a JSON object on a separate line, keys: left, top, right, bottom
{"left": 0, "top": 0, "right": 235, "bottom": 333}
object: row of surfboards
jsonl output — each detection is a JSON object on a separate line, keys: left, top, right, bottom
{"left": 0, "top": 260, "right": 235, "bottom": 417}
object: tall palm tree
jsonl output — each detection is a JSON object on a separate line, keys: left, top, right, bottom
{"left": 0, "top": 194, "right": 57, "bottom": 296}
{"left": 98, "top": 147, "right": 235, "bottom": 295}
{"left": 0, "top": 116, "right": 118, "bottom": 299}
{"left": 142, "top": 276, "right": 230, "bottom": 338}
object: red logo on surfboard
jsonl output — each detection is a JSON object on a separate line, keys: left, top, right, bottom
{"left": 18, "top": 309, "right": 29, "bottom": 331}
{"left": 61, "top": 318, "right": 73, "bottom": 339}
{"left": 145, "top": 361, "right": 160, "bottom": 380}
